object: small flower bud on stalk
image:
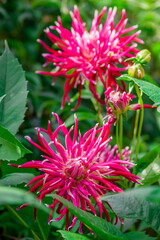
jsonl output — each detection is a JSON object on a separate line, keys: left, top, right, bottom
{"left": 128, "top": 63, "right": 145, "bottom": 79}
{"left": 105, "top": 88, "right": 133, "bottom": 123}
{"left": 136, "top": 49, "right": 151, "bottom": 64}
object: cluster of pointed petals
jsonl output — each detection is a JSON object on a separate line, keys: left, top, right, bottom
{"left": 11, "top": 113, "right": 141, "bottom": 232}
{"left": 37, "top": 6, "right": 143, "bottom": 110}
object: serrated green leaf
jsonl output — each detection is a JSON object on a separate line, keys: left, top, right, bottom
{"left": 100, "top": 186, "right": 160, "bottom": 233}
{"left": 125, "top": 231, "right": 156, "bottom": 240}
{"left": 138, "top": 153, "right": 160, "bottom": 185}
{"left": 117, "top": 74, "right": 160, "bottom": 104}
{"left": 0, "top": 41, "right": 28, "bottom": 135}
{"left": 58, "top": 231, "right": 92, "bottom": 240}
{"left": 0, "top": 125, "right": 31, "bottom": 161}
{"left": 53, "top": 194, "right": 127, "bottom": 240}
{"left": 0, "top": 173, "right": 35, "bottom": 186}
{"left": 65, "top": 112, "right": 97, "bottom": 128}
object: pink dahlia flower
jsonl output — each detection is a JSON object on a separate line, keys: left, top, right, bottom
{"left": 11, "top": 113, "right": 140, "bottom": 232}
{"left": 37, "top": 6, "right": 143, "bottom": 110}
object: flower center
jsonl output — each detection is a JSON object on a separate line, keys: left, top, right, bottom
{"left": 65, "top": 156, "right": 87, "bottom": 181}
{"left": 75, "top": 30, "right": 99, "bottom": 59}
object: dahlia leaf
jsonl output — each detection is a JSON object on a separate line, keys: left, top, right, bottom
{"left": 101, "top": 186, "right": 160, "bottom": 233}
{"left": 137, "top": 145, "right": 160, "bottom": 168}
{"left": 53, "top": 194, "right": 127, "bottom": 240}
{"left": 0, "top": 125, "right": 31, "bottom": 161}
{"left": 58, "top": 230, "right": 92, "bottom": 240}
{"left": 0, "top": 41, "right": 28, "bottom": 135}
{"left": 125, "top": 231, "right": 156, "bottom": 240}
{"left": 0, "top": 186, "right": 49, "bottom": 214}
{"left": 137, "top": 152, "right": 160, "bottom": 185}
{"left": 117, "top": 74, "right": 160, "bottom": 105}
{"left": 0, "top": 173, "right": 35, "bottom": 186}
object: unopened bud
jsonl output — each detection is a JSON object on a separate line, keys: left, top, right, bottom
{"left": 128, "top": 63, "right": 145, "bottom": 79}
{"left": 136, "top": 49, "right": 151, "bottom": 64}
{"left": 105, "top": 88, "right": 133, "bottom": 123}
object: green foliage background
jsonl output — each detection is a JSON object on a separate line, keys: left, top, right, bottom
{"left": 0, "top": 0, "right": 160, "bottom": 239}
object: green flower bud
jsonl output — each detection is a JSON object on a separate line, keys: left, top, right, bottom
{"left": 128, "top": 63, "right": 145, "bottom": 79}
{"left": 136, "top": 49, "right": 151, "bottom": 64}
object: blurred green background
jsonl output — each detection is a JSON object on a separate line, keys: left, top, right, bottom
{"left": 0, "top": 0, "right": 160, "bottom": 160}
{"left": 0, "top": 0, "right": 160, "bottom": 239}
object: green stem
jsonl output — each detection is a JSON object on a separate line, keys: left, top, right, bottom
{"left": 37, "top": 218, "right": 46, "bottom": 240}
{"left": 116, "top": 119, "right": 123, "bottom": 159}
{"left": 0, "top": 160, "right": 2, "bottom": 178}
{"left": 120, "top": 218, "right": 124, "bottom": 232}
{"left": 133, "top": 84, "right": 144, "bottom": 175}
{"left": 6, "top": 205, "right": 41, "bottom": 240}
{"left": 119, "top": 114, "right": 123, "bottom": 149}
{"left": 130, "top": 108, "right": 140, "bottom": 159}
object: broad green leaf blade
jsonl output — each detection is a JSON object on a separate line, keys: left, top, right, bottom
{"left": 53, "top": 194, "right": 127, "bottom": 240}
{"left": 58, "top": 231, "right": 92, "bottom": 240}
{"left": 0, "top": 187, "right": 50, "bottom": 239}
{"left": 125, "top": 231, "right": 156, "bottom": 240}
{"left": 138, "top": 153, "right": 160, "bottom": 185}
{"left": 101, "top": 186, "right": 160, "bottom": 233}
{"left": 65, "top": 112, "right": 97, "bottom": 128}
{"left": 117, "top": 74, "right": 139, "bottom": 82}
{"left": 0, "top": 125, "right": 31, "bottom": 161}
{"left": 117, "top": 74, "right": 160, "bottom": 104}
{"left": 0, "top": 41, "right": 28, "bottom": 135}
{"left": 0, "top": 186, "right": 49, "bottom": 214}
{"left": 137, "top": 145, "right": 160, "bottom": 168}
{"left": 0, "top": 173, "right": 35, "bottom": 186}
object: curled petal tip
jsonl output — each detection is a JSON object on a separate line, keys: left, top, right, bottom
{"left": 25, "top": 136, "right": 31, "bottom": 141}
{"left": 52, "top": 112, "right": 57, "bottom": 118}
{"left": 44, "top": 28, "right": 50, "bottom": 33}
{"left": 35, "top": 71, "right": 41, "bottom": 74}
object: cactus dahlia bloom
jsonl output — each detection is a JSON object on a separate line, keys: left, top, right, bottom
{"left": 11, "top": 113, "right": 140, "bottom": 232}
{"left": 37, "top": 6, "right": 143, "bottom": 110}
